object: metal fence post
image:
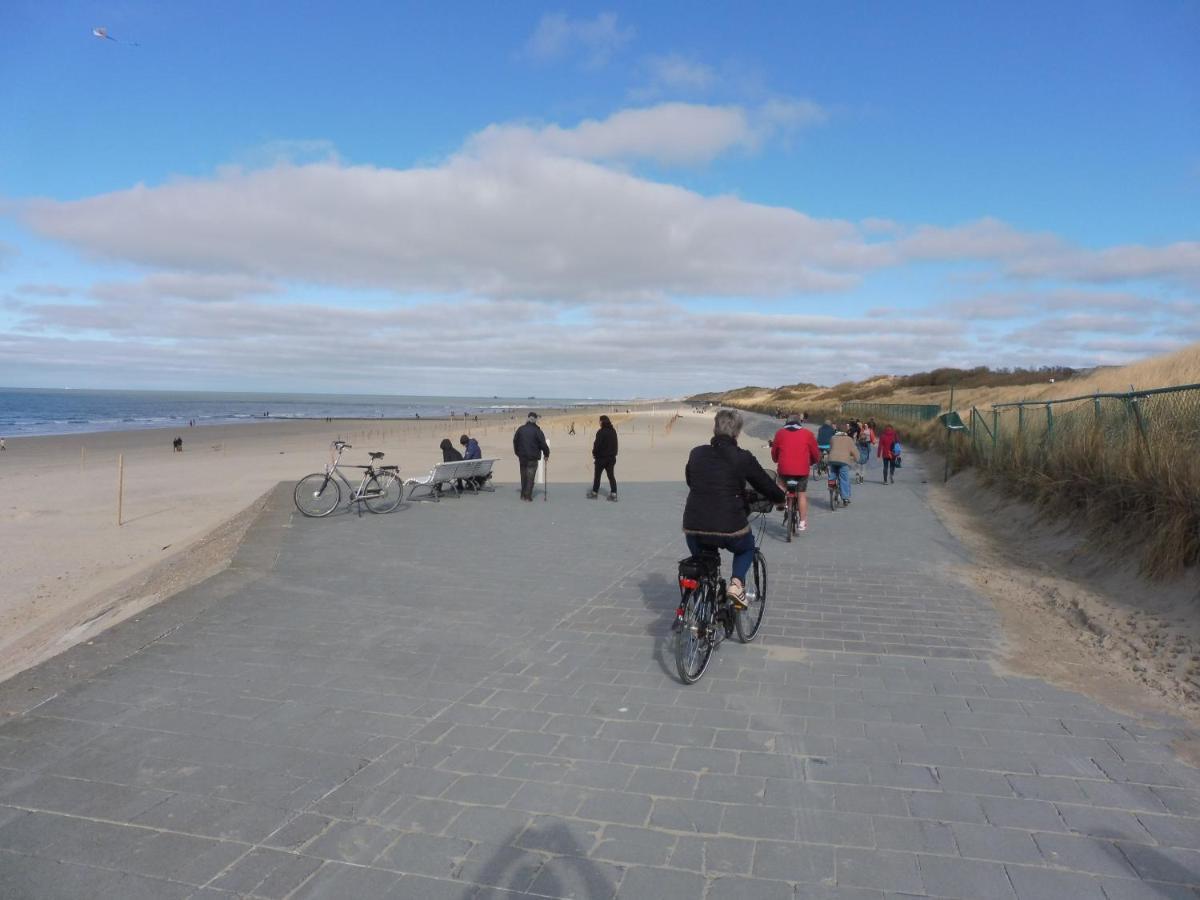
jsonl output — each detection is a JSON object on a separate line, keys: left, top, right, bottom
{"left": 992, "top": 409, "right": 999, "bottom": 459}
{"left": 1046, "top": 404, "right": 1054, "bottom": 441}
{"left": 1017, "top": 403, "right": 1024, "bottom": 436}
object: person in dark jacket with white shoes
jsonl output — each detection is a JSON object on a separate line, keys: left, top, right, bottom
{"left": 588, "top": 415, "right": 619, "bottom": 501}
{"left": 682, "top": 409, "right": 784, "bottom": 609}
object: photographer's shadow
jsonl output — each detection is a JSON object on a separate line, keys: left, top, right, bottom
{"left": 459, "top": 821, "right": 616, "bottom": 898}
{"left": 639, "top": 570, "right": 681, "bottom": 679}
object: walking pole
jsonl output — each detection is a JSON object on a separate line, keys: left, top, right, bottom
{"left": 543, "top": 457, "right": 549, "bottom": 502}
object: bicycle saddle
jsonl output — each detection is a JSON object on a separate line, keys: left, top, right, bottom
{"left": 785, "top": 479, "right": 800, "bottom": 488}
{"left": 369, "top": 451, "right": 385, "bottom": 460}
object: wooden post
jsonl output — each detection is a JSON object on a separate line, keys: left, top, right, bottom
{"left": 943, "top": 384, "right": 955, "bottom": 483}
{"left": 116, "top": 454, "right": 124, "bottom": 526}
{"left": 81, "top": 446, "right": 86, "bottom": 471}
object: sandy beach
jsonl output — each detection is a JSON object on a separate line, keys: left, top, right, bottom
{"left": 0, "top": 406, "right": 746, "bottom": 683}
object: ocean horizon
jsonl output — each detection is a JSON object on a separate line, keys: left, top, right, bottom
{"left": 0, "top": 387, "right": 628, "bottom": 438}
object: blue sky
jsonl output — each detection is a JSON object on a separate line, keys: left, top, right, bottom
{"left": 2, "top": 1, "right": 1197, "bottom": 396}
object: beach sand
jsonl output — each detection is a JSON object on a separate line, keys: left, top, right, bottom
{"left": 0, "top": 406, "right": 746, "bottom": 683}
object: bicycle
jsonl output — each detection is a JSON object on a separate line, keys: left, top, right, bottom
{"left": 293, "top": 441, "right": 403, "bottom": 517}
{"left": 781, "top": 477, "right": 803, "bottom": 541}
{"left": 673, "top": 501, "right": 770, "bottom": 684}
{"left": 827, "top": 465, "right": 848, "bottom": 511}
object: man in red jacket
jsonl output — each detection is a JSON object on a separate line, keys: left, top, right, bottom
{"left": 770, "top": 413, "right": 821, "bottom": 532}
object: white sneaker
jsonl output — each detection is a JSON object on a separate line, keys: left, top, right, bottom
{"left": 798, "top": 520, "right": 807, "bottom": 532}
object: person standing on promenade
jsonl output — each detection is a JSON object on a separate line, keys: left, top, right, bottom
{"left": 770, "top": 413, "right": 821, "bottom": 532}
{"left": 878, "top": 423, "right": 900, "bottom": 484}
{"left": 683, "top": 409, "right": 785, "bottom": 608}
{"left": 513, "top": 412, "right": 550, "bottom": 502}
{"left": 587, "top": 415, "right": 619, "bottom": 501}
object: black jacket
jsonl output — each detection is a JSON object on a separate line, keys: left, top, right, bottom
{"left": 592, "top": 423, "right": 618, "bottom": 460}
{"left": 682, "top": 435, "right": 785, "bottom": 537}
{"left": 440, "top": 439, "right": 463, "bottom": 462}
{"left": 513, "top": 421, "right": 550, "bottom": 461}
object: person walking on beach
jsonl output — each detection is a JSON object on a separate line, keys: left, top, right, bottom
{"left": 513, "top": 412, "right": 549, "bottom": 502}
{"left": 0, "top": 437, "right": 6, "bottom": 451}
{"left": 770, "top": 413, "right": 820, "bottom": 532}
{"left": 683, "top": 410, "right": 785, "bottom": 609}
{"left": 587, "top": 415, "right": 618, "bottom": 501}
{"left": 878, "top": 423, "right": 900, "bottom": 484}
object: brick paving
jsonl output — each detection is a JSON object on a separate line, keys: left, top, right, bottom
{"left": 2, "top": 425, "right": 1199, "bottom": 898}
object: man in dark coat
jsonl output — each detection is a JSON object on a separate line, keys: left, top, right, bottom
{"left": 587, "top": 415, "right": 619, "bottom": 501}
{"left": 512, "top": 412, "right": 550, "bottom": 501}
{"left": 683, "top": 409, "right": 784, "bottom": 608}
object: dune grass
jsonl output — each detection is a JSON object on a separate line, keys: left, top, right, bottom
{"left": 701, "top": 342, "right": 1200, "bottom": 579}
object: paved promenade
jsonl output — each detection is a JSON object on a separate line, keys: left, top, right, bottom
{"left": 2, "top": 434, "right": 1200, "bottom": 898}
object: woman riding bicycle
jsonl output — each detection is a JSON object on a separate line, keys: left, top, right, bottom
{"left": 683, "top": 409, "right": 785, "bottom": 609}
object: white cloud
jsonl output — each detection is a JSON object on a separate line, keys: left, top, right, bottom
{"left": 524, "top": 12, "right": 634, "bottom": 68}
{"left": 470, "top": 101, "right": 825, "bottom": 166}
{"left": 22, "top": 149, "right": 882, "bottom": 302}
{"left": 642, "top": 54, "right": 716, "bottom": 92}
{"left": 91, "top": 273, "right": 282, "bottom": 303}
{"left": 1007, "top": 241, "right": 1200, "bottom": 285}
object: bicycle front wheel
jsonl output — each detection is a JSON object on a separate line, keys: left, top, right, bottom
{"left": 675, "top": 587, "right": 715, "bottom": 684}
{"left": 294, "top": 473, "right": 340, "bottom": 517}
{"left": 364, "top": 472, "right": 403, "bottom": 513}
{"left": 736, "top": 550, "right": 767, "bottom": 642}
{"left": 829, "top": 483, "right": 837, "bottom": 511}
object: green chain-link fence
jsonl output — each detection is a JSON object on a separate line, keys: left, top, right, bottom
{"left": 841, "top": 402, "right": 942, "bottom": 422}
{"left": 967, "top": 383, "right": 1200, "bottom": 465}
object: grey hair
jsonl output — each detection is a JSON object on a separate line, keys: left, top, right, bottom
{"left": 713, "top": 408, "right": 744, "bottom": 439}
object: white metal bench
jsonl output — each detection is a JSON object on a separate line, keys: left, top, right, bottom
{"left": 404, "top": 458, "right": 496, "bottom": 501}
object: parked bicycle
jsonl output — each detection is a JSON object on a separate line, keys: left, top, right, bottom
{"left": 293, "top": 441, "right": 403, "bottom": 517}
{"left": 673, "top": 502, "right": 770, "bottom": 684}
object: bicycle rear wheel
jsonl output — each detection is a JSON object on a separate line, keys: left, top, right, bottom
{"left": 364, "top": 472, "right": 403, "bottom": 513}
{"left": 829, "top": 482, "right": 837, "bottom": 511}
{"left": 675, "top": 586, "right": 715, "bottom": 684}
{"left": 294, "top": 473, "right": 340, "bottom": 517}
{"left": 736, "top": 550, "right": 767, "bottom": 642}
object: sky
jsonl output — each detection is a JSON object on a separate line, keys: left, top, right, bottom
{"left": 1, "top": 2, "right": 1197, "bottom": 397}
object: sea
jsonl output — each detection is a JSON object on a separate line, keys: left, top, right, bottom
{"left": 0, "top": 388, "right": 617, "bottom": 438}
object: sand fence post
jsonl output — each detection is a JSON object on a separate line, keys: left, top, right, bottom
{"left": 81, "top": 446, "right": 86, "bottom": 471}
{"left": 116, "top": 454, "right": 124, "bottom": 526}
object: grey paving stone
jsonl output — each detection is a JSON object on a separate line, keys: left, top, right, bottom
{"left": 455, "top": 843, "right": 545, "bottom": 893}
{"left": 951, "top": 823, "right": 1043, "bottom": 864}
{"left": 288, "top": 860, "right": 401, "bottom": 898}
{"left": 752, "top": 838, "right": 835, "bottom": 882}
{"left": 668, "top": 834, "right": 754, "bottom": 875}
{"left": 114, "top": 831, "right": 248, "bottom": 885}
{"left": 836, "top": 847, "right": 921, "bottom": 893}
{"left": 209, "top": 846, "right": 323, "bottom": 898}
{"left": 707, "top": 875, "right": 794, "bottom": 900}
{"left": 918, "top": 853, "right": 1015, "bottom": 899}
{"left": 873, "top": 816, "right": 956, "bottom": 854}
{"left": 1004, "top": 864, "right": 1107, "bottom": 899}
{"left": 619, "top": 864, "right": 706, "bottom": 897}
{"left": 1034, "top": 832, "right": 1138, "bottom": 878}
{"left": 591, "top": 824, "right": 675, "bottom": 866}
{"left": 373, "top": 830, "right": 472, "bottom": 878}
{"left": 1116, "top": 843, "right": 1200, "bottom": 885}
{"left": 577, "top": 790, "right": 653, "bottom": 826}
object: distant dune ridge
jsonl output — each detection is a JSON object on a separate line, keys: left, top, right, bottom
{"left": 690, "top": 340, "right": 1200, "bottom": 418}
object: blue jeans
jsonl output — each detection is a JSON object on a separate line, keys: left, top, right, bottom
{"left": 857, "top": 443, "right": 870, "bottom": 465}
{"left": 829, "top": 462, "right": 851, "bottom": 500}
{"left": 686, "top": 532, "right": 755, "bottom": 584}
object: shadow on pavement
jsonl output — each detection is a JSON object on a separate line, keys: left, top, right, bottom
{"left": 1093, "top": 830, "right": 1200, "bottom": 894}
{"left": 461, "top": 822, "right": 615, "bottom": 898}
{"left": 639, "top": 570, "right": 680, "bottom": 680}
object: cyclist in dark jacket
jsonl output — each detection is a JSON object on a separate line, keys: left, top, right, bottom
{"left": 683, "top": 409, "right": 784, "bottom": 609}
{"left": 513, "top": 412, "right": 550, "bottom": 501}
{"left": 588, "top": 415, "right": 619, "bottom": 501}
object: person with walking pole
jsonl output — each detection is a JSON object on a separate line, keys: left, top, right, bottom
{"left": 513, "top": 412, "right": 550, "bottom": 502}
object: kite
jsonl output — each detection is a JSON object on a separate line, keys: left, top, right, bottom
{"left": 91, "top": 27, "right": 137, "bottom": 46}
